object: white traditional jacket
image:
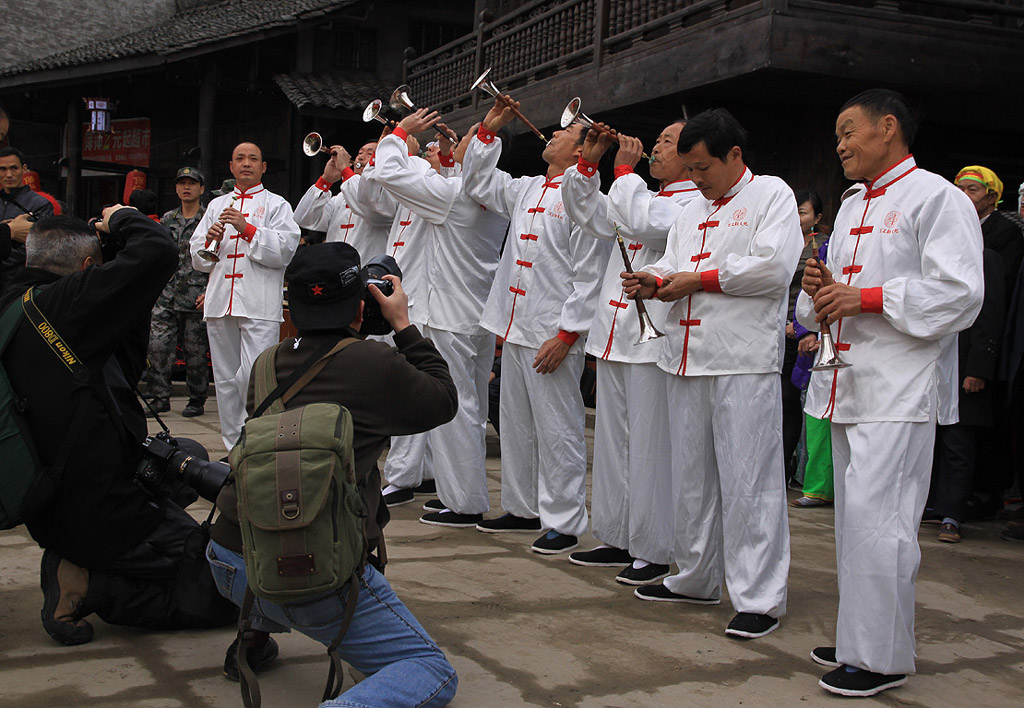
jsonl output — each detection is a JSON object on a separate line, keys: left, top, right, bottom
{"left": 797, "top": 156, "right": 983, "bottom": 424}
{"left": 461, "top": 130, "right": 608, "bottom": 349}
{"left": 648, "top": 167, "right": 803, "bottom": 377}
{"left": 562, "top": 161, "right": 700, "bottom": 363}
{"left": 370, "top": 128, "right": 508, "bottom": 336}
{"left": 293, "top": 172, "right": 390, "bottom": 259}
{"left": 190, "top": 184, "right": 300, "bottom": 322}
{"left": 361, "top": 149, "right": 434, "bottom": 325}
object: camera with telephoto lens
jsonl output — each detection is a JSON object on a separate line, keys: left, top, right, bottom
{"left": 135, "top": 431, "right": 230, "bottom": 503}
{"left": 359, "top": 254, "right": 403, "bottom": 336}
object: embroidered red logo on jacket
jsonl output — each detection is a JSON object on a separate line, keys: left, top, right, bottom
{"left": 732, "top": 207, "right": 747, "bottom": 221}
{"left": 255, "top": 205, "right": 266, "bottom": 219}
{"left": 881, "top": 210, "right": 901, "bottom": 234}
{"left": 547, "top": 201, "right": 566, "bottom": 220}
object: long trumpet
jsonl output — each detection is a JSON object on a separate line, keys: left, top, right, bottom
{"left": 388, "top": 85, "right": 458, "bottom": 143}
{"left": 613, "top": 223, "right": 664, "bottom": 345}
{"left": 470, "top": 68, "right": 547, "bottom": 142}
{"left": 561, "top": 97, "right": 650, "bottom": 161}
{"left": 301, "top": 132, "right": 332, "bottom": 157}
{"left": 809, "top": 253, "right": 851, "bottom": 371}
{"left": 197, "top": 194, "right": 240, "bottom": 263}
{"left": 362, "top": 99, "right": 394, "bottom": 127}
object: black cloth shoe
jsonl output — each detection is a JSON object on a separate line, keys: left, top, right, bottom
{"left": 810, "top": 646, "right": 840, "bottom": 667}
{"left": 819, "top": 666, "right": 907, "bottom": 696}
{"left": 531, "top": 531, "right": 578, "bottom": 554}
{"left": 224, "top": 635, "right": 280, "bottom": 682}
{"left": 182, "top": 398, "right": 205, "bottom": 417}
{"left": 476, "top": 513, "right": 541, "bottom": 533}
{"left": 412, "top": 479, "right": 436, "bottom": 496}
{"left": 568, "top": 546, "right": 633, "bottom": 567}
{"left": 633, "top": 583, "right": 720, "bottom": 604}
{"left": 40, "top": 549, "right": 93, "bottom": 646}
{"left": 725, "top": 612, "right": 779, "bottom": 639}
{"left": 145, "top": 398, "right": 170, "bottom": 417}
{"left": 383, "top": 487, "right": 415, "bottom": 507}
{"left": 422, "top": 498, "right": 445, "bottom": 512}
{"left": 616, "top": 563, "right": 671, "bottom": 586}
{"left": 419, "top": 510, "right": 484, "bottom": 527}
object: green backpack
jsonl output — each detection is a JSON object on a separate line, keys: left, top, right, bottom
{"left": 228, "top": 337, "right": 366, "bottom": 708}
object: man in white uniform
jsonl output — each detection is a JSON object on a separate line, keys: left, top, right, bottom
{"left": 561, "top": 120, "right": 699, "bottom": 584}
{"left": 370, "top": 109, "right": 508, "bottom": 526}
{"left": 190, "top": 142, "right": 300, "bottom": 450}
{"left": 797, "top": 89, "right": 983, "bottom": 697}
{"left": 462, "top": 97, "right": 608, "bottom": 554}
{"left": 293, "top": 141, "right": 390, "bottom": 259}
{"left": 622, "top": 109, "right": 801, "bottom": 639}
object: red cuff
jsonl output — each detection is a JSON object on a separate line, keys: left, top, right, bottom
{"left": 614, "top": 165, "right": 634, "bottom": 179}
{"left": 477, "top": 125, "right": 497, "bottom": 144}
{"left": 240, "top": 223, "right": 257, "bottom": 242}
{"left": 861, "top": 286, "right": 883, "bottom": 314}
{"left": 391, "top": 126, "right": 409, "bottom": 142}
{"left": 653, "top": 276, "right": 665, "bottom": 288}
{"left": 577, "top": 157, "right": 599, "bottom": 178}
{"left": 314, "top": 176, "right": 334, "bottom": 192}
{"left": 557, "top": 330, "right": 580, "bottom": 346}
{"left": 340, "top": 167, "right": 356, "bottom": 181}
{"left": 700, "top": 269, "right": 722, "bottom": 293}
{"left": 439, "top": 152, "right": 455, "bottom": 168}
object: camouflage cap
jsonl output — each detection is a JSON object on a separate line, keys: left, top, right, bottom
{"left": 175, "top": 166, "right": 205, "bottom": 185}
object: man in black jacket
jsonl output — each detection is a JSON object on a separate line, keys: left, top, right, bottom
{"left": 1, "top": 206, "right": 236, "bottom": 645}
{"left": 0, "top": 147, "right": 55, "bottom": 291}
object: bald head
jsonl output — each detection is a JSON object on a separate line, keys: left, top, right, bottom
{"left": 229, "top": 142, "right": 266, "bottom": 188}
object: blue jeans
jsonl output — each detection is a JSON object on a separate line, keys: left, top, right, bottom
{"left": 206, "top": 540, "right": 457, "bottom": 708}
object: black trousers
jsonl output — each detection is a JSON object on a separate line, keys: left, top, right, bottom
{"left": 82, "top": 500, "right": 236, "bottom": 630}
{"left": 932, "top": 423, "right": 980, "bottom": 524}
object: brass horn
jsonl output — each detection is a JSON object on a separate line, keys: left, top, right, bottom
{"left": 809, "top": 258, "right": 851, "bottom": 371}
{"left": 613, "top": 223, "right": 664, "bottom": 345}
{"left": 560, "top": 97, "right": 650, "bottom": 160}
{"left": 301, "top": 132, "right": 332, "bottom": 157}
{"left": 388, "top": 85, "right": 458, "bottom": 143}
{"left": 470, "top": 68, "right": 547, "bottom": 142}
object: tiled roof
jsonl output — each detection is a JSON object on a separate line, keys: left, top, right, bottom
{"left": 0, "top": 0, "right": 358, "bottom": 79}
{"left": 273, "top": 73, "right": 393, "bottom": 111}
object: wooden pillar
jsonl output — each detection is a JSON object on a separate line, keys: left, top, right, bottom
{"left": 197, "top": 62, "right": 217, "bottom": 183}
{"left": 66, "top": 99, "right": 82, "bottom": 217}
{"left": 593, "top": 0, "right": 609, "bottom": 69}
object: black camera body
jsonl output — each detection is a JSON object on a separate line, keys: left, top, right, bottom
{"left": 359, "top": 254, "right": 403, "bottom": 335}
{"left": 135, "top": 431, "right": 230, "bottom": 503}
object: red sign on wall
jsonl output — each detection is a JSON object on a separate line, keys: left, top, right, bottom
{"left": 82, "top": 118, "right": 151, "bottom": 167}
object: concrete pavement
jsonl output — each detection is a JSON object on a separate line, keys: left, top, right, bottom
{"left": 2, "top": 394, "right": 1023, "bottom": 707}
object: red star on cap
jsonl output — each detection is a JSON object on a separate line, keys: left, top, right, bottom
{"left": 310, "top": 284, "right": 324, "bottom": 296}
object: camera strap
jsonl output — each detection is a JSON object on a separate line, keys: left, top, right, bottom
{"left": 20, "top": 288, "right": 88, "bottom": 383}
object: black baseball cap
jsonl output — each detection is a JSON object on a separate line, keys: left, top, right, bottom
{"left": 286, "top": 243, "right": 363, "bottom": 331}
{"left": 175, "top": 166, "right": 204, "bottom": 184}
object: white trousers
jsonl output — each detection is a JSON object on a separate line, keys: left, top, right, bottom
{"left": 427, "top": 326, "right": 494, "bottom": 515}
{"left": 832, "top": 418, "right": 934, "bottom": 675}
{"left": 663, "top": 373, "right": 790, "bottom": 617}
{"left": 383, "top": 431, "right": 433, "bottom": 489}
{"left": 591, "top": 361, "right": 674, "bottom": 563}
{"left": 625, "top": 363, "right": 675, "bottom": 565}
{"left": 499, "top": 341, "right": 588, "bottom": 536}
{"left": 206, "top": 316, "right": 279, "bottom": 450}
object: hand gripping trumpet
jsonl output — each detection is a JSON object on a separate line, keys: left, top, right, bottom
{"left": 388, "top": 85, "right": 458, "bottom": 143}
{"left": 613, "top": 222, "right": 665, "bottom": 345}
{"left": 197, "top": 194, "right": 240, "bottom": 263}
{"left": 808, "top": 242, "right": 851, "bottom": 371}
{"left": 470, "top": 68, "right": 547, "bottom": 142}
{"left": 561, "top": 98, "right": 650, "bottom": 161}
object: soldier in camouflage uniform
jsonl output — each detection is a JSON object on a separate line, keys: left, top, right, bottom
{"left": 146, "top": 167, "right": 210, "bottom": 416}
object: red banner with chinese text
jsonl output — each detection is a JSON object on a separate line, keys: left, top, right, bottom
{"left": 82, "top": 118, "right": 151, "bottom": 167}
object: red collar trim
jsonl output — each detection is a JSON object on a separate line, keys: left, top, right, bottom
{"left": 234, "top": 183, "right": 265, "bottom": 198}
{"left": 658, "top": 179, "right": 699, "bottom": 196}
{"left": 867, "top": 154, "right": 916, "bottom": 191}
{"left": 711, "top": 167, "right": 752, "bottom": 206}
{"left": 543, "top": 172, "right": 564, "bottom": 189}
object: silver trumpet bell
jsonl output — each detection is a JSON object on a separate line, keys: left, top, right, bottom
{"left": 471, "top": 68, "right": 501, "bottom": 99}
{"left": 560, "top": 97, "right": 592, "bottom": 130}
{"left": 197, "top": 241, "right": 221, "bottom": 263}
{"left": 362, "top": 99, "right": 389, "bottom": 126}
{"left": 636, "top": 310, "right": 666, "bottom": 344}
{"left": 389, "top": 85, "right": 417, "bottom": 113}
{"left": 302, "top": 132, "right": 330, "bottom": 157}
{"left": 810, "top": 325, "right": 851, "bottom": 371}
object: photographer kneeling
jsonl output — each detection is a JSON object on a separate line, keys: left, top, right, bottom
{"left": 0, "top": 207, "right": 238, "bottom": 645}
{"left": 206, "top": 242, "right": 459, "bottom": 707}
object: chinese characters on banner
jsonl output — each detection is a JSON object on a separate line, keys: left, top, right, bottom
{"left": 82, "top": 118, "right": 151, "bottom": 167}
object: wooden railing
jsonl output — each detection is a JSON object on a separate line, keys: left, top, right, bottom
{"left": 404, "top": 0, "right": 1024, "bottom": 113}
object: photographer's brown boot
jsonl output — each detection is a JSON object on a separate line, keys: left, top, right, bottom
{"left": 40, "top": 549, "right": 93, "bottom": 645}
